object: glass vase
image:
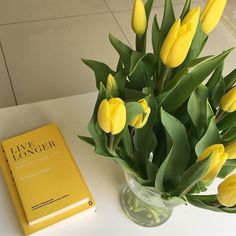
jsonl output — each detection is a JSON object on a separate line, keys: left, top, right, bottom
{"left": 121, "top": 172, "right": 173, "bottom": 227}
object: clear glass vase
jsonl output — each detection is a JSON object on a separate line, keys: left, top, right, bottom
{"left": 121, "top": 172, "right": 173, "bottom": 227}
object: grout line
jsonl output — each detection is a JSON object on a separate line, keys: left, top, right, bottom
{"left": 222, "top": 18, "right": 236, "bottom": 39}
{"left": 107, "top": 0, "right": 204, "bottom": 14}
{"left": 0, "top": 41, "right": 18, "bottom": 105}
{"left": 0, "top": 10, "right": 110, "bottom": 26}
{"left": 103, "top": 0, "right": 132, "bottom": 48}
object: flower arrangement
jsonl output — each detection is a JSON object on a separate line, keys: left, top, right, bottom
{"left": 79, "top": 0, "right": 236, "bottom": 223}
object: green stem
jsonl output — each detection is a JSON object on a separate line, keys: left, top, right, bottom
{"left": 136, "top": 35, "right": 146, "bottom": 53}
{"left": 215, "top": 110, "right": 225, "bottom": 123}
{"left": 130, "top": 127, "right": 135, "bottom": 138}
{"left": 109, "top": 133, "right": 115, "bottom": 151}
{"left": 155, "top": 66, "right": 170, "bottom": 96}
{"left": 136, "top": 36, "right": 142, "bottom": 52}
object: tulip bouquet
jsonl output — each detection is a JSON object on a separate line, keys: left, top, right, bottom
{"left": 79, "top": 0, "right": 236, "bottom": 217}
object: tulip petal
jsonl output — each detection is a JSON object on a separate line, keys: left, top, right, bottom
{"left": 221, "top": 87, "right": 236, "bottom": 112}
{"left": 130, "top": 114, "right": 142, "bottom": 127}
{"left": 201, "top": 0, "right": 227, "bottom": 34}
{"left": 201, "top": 0, "right": 214, "bottom": 23}
{"left": 132, "top": 0, "right": 147, "bottom": 36}
{"left": 198, "top": 144, "right": 228, "bottom": 181}
{"left": 166, "top": 23, "right": 194, "bottom": 68}
{"left": 129, "top": 99, "right": 151, "bottom": 129}
{"left": 217, "top": 174, "right": 236, "bottom": 207}
{"left": 182, "top": 6, "right": 201, "bottom": 35}
{"left": 135, "top": 106, "right": 151, "bottom": 129}
{"left": 160, "top": 19, "right": 181, "bottom": 65}
{"left": 97, "top": 99, "right": 111, "bottom": 133}
{"left": 225, "top": 140, "right": 236, "bottom": 159}
{"left": 203, "top": 153, "right": 228, "bottom": 181}
{"left": 109, "top": 98, "right": 126, "bottom": 135}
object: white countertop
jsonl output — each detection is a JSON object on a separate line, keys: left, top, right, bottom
{"left": 0, "top": 92, "right": 235, "bottom": 236}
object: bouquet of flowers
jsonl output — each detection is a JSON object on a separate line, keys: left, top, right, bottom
{"left": 79, "top": 0, "right": 236, "bottom": 223}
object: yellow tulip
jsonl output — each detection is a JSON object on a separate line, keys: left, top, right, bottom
{"left": 198, "top": 144, "right": 228, "bottom": 182}
{"left": 182, "top": 7, "right": 201, "bottom": 37}
{"left": 160, "top": 7, "right": 200, "bottom": 68}
{"left": 130, "top": 99, "right": 151, "bottom": 129}
{"left": 217, "top": 174, "right": 236, "bottom": 207}
{"left": 225, "top": 140, "right": 236, "bottom": 159}
{"left": 131, "top": 0, "right": 147, "bottom": 36}
{"left": 97, "top": 98, "right": 126, "bottom": 135}
{"left": 220, "top": 87, "right": 236, "bottom": 113}
{"left": 201, "top": 0, "right": 227, "bottom": 34}
{"left": 106, "top": 74, "right": 119, "bottom": 97}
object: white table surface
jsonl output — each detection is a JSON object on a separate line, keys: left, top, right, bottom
{"left": 0, "top": 92, "right": 235, "bottom": 236}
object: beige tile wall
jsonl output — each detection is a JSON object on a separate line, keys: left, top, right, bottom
{"left": 0, "top": 0, "right": 235, "bottom": 108}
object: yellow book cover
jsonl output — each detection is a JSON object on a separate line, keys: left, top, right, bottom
{"left": 0, "top": 123, "right": 95, "bottom": 235}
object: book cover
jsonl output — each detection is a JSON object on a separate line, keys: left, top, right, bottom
{"left": 0, "top": 124, "right": 95, "bottom": 235}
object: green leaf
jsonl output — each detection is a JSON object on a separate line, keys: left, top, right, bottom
{"left": 225, "top": 159, "right": 236, "bottom": 166}
{"left": 224, "top": 68, "right": 236, "bottom": 91}
{"left": 155, "top": 108, "right": 190, "bottom": 192}
{"left": 133, "top": 90, "right": 158, "bottom": 179}
{"left": 152, "top": 15, "right": 161, "bottom": 58}
{"left": 218, "top": 111, "right": 236, "bottom": 131}
{"left": 206, "top": 101, "right": 215, "bottom": 123}
{"left": 144, "top": 0, "right": 154, "bottom": 19}
{"left": 184, "top": 20, "right": 208, "bottom": 63}
{"left": 221, "top": 206, "right": 236, "bottom": 213}
{"left": 187, "top": 91, "right": 207, "bottom": 137}
{"left": 109, "top": 34, "right": 132, "bottom": 73}
{"left": 191, "top": 194, "right": 236, "bottom": 214}
{"left": 159, "top": 49, "right": 233, "bottom": 112}
{"left": 196, "top": 84, "right": 209, "bottom": 103}
{"left": 124, "top": 88, "right": 145, "bottom": 100}
{"left": 78, "top": 135, "right": 95, "bottom": 146}
{"left": 88, "top": 83, "right": 111, "bottom": 156}
{"left": 207, "top": 63, "right": 225, "bottom": 108}
{"left": 122, "top": 128, "right": 134, "bottom": 158}
{"left": 160, "top": 0, "right": 175, "bottom": 46}
{"left": 195, "top": 118, "right": 221, "bottom": 156}
{"left": 130, "top": 51, "right": 143, "bottom": 72}
{"left": 114, "top": 70, "right": 126, "bottom": 95}
{"left": 189, "top": 181, "right": 208, "bottom": 194}
{"left": 174, "top": 155, "right": 211, "bottom": 196}
{"left": 82, "top": 59, "right": 115, "bottom": 89}
{"left": 113, "top": 157, "right": 141, "bottom": 178}
{"left": 221, "top": 126, "right": 236, "bottom": 142}
{"left": 145, "top": 158, "right": 158, "bottom": 181}
{"left": 217, "top": 159, "right": 236, "bottom": 178}
{"left": 114, "top": 102, "right": 144, "bottom": 148}
{"left": 180, "top": 0, "right": 192, "bottom": 19}
{"left": 128, "top": 53, "right": 156, "bottom": 90}
{"left": 218, "top": 165, "right": 236, "bottom": 178}
{"left": 186, "top": 194, "right": 223, "bottom": 212}
{"left": 116, "top": 57, "right": 123, "bottom": 72}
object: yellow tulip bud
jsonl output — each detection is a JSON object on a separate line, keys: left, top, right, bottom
{"left": 97, "top": 98, "right": 126, "bottom": 135}
{"left": 225, "top": 140, "right": 236, "bottom": 159}
{"left": 182, "top": 7, "right": 201, "bottom": 37}
{"left": 160, "top": 7, "right": 200, "bottom": 68}
{"left": 130, "top": 99, "right": 151, "bottom": 129}
{"left": 220, "top": 87, "right": 236, "bottom": 113}
{"left": 131, "top": 0, "right": 147, "bottom": 36}
{"left": 106, "top": 74, "right": 119, "bottom": 97}
{"left": 198, "top": 144, "right": 228, "bottom": 182}
{"left": 201, "top": 0, "right": 227, "bottom": 34}
{"left": 217, "top": 174, "right": 236, "bottom": 207}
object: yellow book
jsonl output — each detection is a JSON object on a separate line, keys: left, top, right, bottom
{"left": 0, "top": 124, "right": 95, "bottom": 235}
